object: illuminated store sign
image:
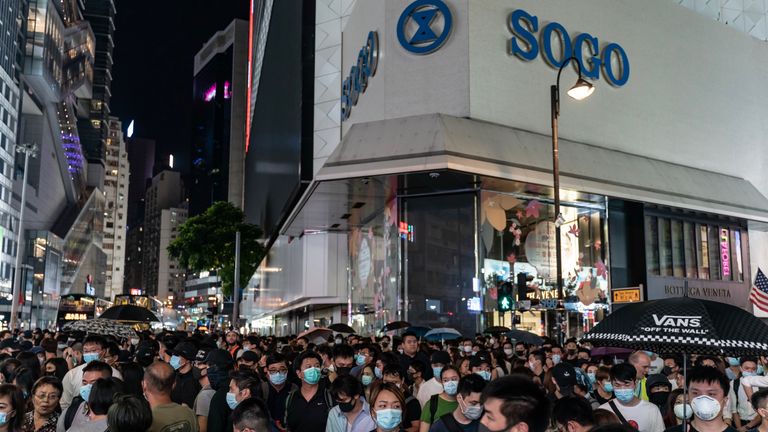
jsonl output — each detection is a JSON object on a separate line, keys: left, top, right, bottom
{"left": 720, "top": 228, "right": 730, "bottom": 277}
{"left": 341, "top": 31, "right": 379, "bottom": 121}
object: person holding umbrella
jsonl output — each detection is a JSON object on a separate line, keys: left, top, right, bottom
{"left": 598, "top": 363, "right": 664, "bottom": 432}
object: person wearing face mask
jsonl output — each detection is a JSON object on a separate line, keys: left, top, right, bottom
{"left": 350, "top": 344, "right": 378, "bottom": 379}
{"left": 663, "top": 389, "right": 689, "bottom": 428}
{"left": 201, "top": 349, "right": 235, "bottom": 432}
{"left": 325, "top": 344, "right": 355, "bottom": 385}
{"left": 0, "top": 383, "right": 23, "bottom": 432}
{"left": 326, "top": 374, "right": 376, "bottom": 432}
{"left": 528, "top": 351, "right": 547, "bottom": 382}
{"left": 564, "top": 339, "right": 579, "bottom": 364}
{"left": 550, "top": 346, "right": 564, "bottom": 366}
{"left": 429, "top": 374, "right": 486, "bottom": 432}
{"left": 665, "top": 366, "right": 735, "bottom": 432}
{"left": 416, "top": 351, "right": 453, "bottom": 408}
{"left": 57, "top": 360, "right": 112, "bottom": 432}
{"left": 190, "top": 348, "right": 215, "bottom": 432}
{"left": 225, "top": 371, "right": 260, "bottom": 411}
{"left": 459, "top": 340, "right": 474, "bottom": 358}
{"left": 255, "top": 353, "right": 295, "bottom": 432}
{"left": 370, "top": 383, "right": 406, "bottom": 432}
{"left": 480, "top": 375, "right": 550, "bottom": 432}
{"left": 284, "top": 351, "right": 334, "bottom": 432}
{"left": 591, "top": 366, "right": 614, "bottom": 405}
{"left": 501, "top": 343, "right": 515, "bottom": 362}
{"left": 646, "top": 374, "right": 672, "bottom": 416}
{"left": 469, "top": 355, "right": 492, "bottom": 382}
{"left": 730, "top": 357, "right": 761, "bottom": 432}
{"left": 169, "top": 342, "right": 202, "bottom": 409}
{"left": 420, "top": 366, "right": 460, "bottom": 432}
{"left": 553, "top": 395, "right": 595, "bottom": 432}
{"left": 60, "top": 335, "right": 122, "bottom": 410}
{"left": 664, "top": 355, "right": 684, "bottom": 391}
{"left": 408, "top": 361, "right": 427, "bottom": 399}
{"left": 382, "top": 365, "right": 421, "bottom": 432}
{"left": 598, "top": 363, "right": 664, "bottom": 432}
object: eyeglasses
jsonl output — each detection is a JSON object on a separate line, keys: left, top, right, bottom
{"left": 268, "top": 368, "right": 288, "bottom": 374}
{"left": 35, "top": 393, "right": 60, "bottom": 402}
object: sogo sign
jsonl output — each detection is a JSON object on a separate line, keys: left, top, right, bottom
{"left": 509, "top": 9, "right": 630, "bottom": 87}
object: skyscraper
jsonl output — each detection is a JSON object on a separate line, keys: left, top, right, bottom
{"left": 102, "top": 117, "right": 128, "bottom": 300}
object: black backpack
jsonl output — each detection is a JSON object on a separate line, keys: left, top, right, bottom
{"left": 63, "top": 396, "right": 85, "bottom": 430}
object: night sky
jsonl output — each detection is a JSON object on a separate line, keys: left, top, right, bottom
{"left": 111, "top": 0, "right": 249, "bottom": 175}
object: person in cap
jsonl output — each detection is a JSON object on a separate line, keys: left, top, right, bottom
{"left": 646, "top": 374, "right": 672, "bottom": 416}
{"left": 191, "top": 347, "right": 215, "bottom": 432}
{"left": 202, "top": 349, "right": 235, "bottom": 432}
{"left": 416, "top": 351, "right": 452, "bottom": 407}
{"left": 469, "top": 354, "right": 492, "bottom": 382}
{"left": 236, "top": 351, "right": 259, "bottom": 374}
{"left": 170, "top": 341, "right": 202, "bottom": 409}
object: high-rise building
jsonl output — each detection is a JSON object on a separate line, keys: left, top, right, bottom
{"left": 157, "top": 206, "right": 187, "bottom": 305}
{"left": 142, "top": 169, "right": 186, "bottom": 299}
{"left": 122, "top": 135, "right": 154, "bottom": 294}
{"left": 190, "top": 19, "right": 249, "bottom": 216}
{"left": 102, "top": 117, "right": 128, "bottom": 300}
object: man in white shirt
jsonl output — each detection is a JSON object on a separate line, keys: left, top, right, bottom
{"left": 732, "top": 357, "right": 760, "bottom": 431}
{"left": 598, "top": 363, "right": 664, "bottom": 432}
{"left": 415, "top": 351, "right": 451, "bottom": 407}
{"left": 60, "top": 335, "right": 122, "bottom": 409}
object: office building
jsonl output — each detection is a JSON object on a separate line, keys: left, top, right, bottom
{"left": 102, "top": 117, "right": 128, "bottom": 300}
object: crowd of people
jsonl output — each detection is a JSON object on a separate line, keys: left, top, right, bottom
{"left": 0, "top": 327, "right": 764, "bottom": 432}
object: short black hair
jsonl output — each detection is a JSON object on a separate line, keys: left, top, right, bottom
{"left": 529, "top": 350, "right": 546, "bottom": 364}
{"left": 83, "top": 335, "right": 107, "bottom": 349}
{"left": 377, "top": 352, "right": 400, "bottom": 369}
{"left": 553, "top": 396, "right": 595, "bottom": 427}
{"left": 457, "top": 373, "right": 486, "bottom": 398}
{"left": 686, "top": 366, "right": 729, "bottom": 396}
{"left": 752, "top": 388, "right": 768, "bottom": 411}
{"left": 481, "top": 376, "right": 549, "bottom": 432}
{"left": 409, "top": 360, "right": 426, "bottom": 375}
{"left": 382, "top": 364, "right": 404, "bottom": 379}
{"left": 741, "top": 356, "right": 759, "bottom": 367}
{"left": 330, "top": 374, "right": 363, "bottom": 399}
{"left": 107, "top": 394, "right": 153, "bottom": 432}
{"left": 332, "top": 344, "right": 355, "bottom": 360}
{"left": 83, "top": 360, "right": 113, "bottom": 377}
{"left": 610, "top": 363, "right": 636, "bottom": 383}
{"left": 401, "top": 332, "right": 418, "bottom": 341}
{"left": 294, "top": 351, "right": 322, "bottom": 372}
{"left": 89, "top": 377, "right": 124, "bottom": 415}
{"left": 265, "top": 353, "right": 288, "bottom": 369}
{"left": 232, "top": 397, "right": 270, "bottom": 431}
{"left": 229, "top": 370, "right": 260, "bottom": 396}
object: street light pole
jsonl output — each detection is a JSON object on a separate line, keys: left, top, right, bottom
{"left": 232, "top": 231, "right": 241, "bottom": 331}
{"left": 10, "top": 143, "right": 38, "bottom": 330}
{"left": 550, "top": 57, "right": 594, "bottom": 343}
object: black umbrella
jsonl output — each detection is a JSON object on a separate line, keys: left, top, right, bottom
{"left": 328, "top": 323, "right": 355, "bottom": 334}
{"left": 581, "top": 295, "right": 768, "bottom": 357}
{"left": 381, "top": 321, "right": 411, "bottom": 333}
{"left": 484, "top": 326, "right": 511, "bottom": 334}
{"left": 99, "top": 305, "right": 159, "bottom": 322}
{"left": 505, "top": 329, "right": 544, "bottom": 346}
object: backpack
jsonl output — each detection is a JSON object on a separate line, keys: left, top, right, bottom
{"left": 428, "top": 394, "right": 440, "bottom": 425}
{"left": 64, "top": 396, "right": 85, "bottom": 430}
{"left": 284, "top": 386, "right": 334, "bottom": 428}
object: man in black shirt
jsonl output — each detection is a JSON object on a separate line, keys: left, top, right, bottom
{"left": 262, "top": 353, "right": 296, "bottom": 431}
{"left": 398, "top": 332, "right": 433, "bottom": 381}
{"left": 285, "top": 351, "right": 333, "bottom": 432}
{"left": 170, "top": 341, "right": 202, "bottom": 409}
{"left": 203, "top": 349, "right": 235, "bottom": 432}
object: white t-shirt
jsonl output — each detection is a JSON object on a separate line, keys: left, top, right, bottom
{"left": 415, "top": 378, "right": 443, "bottom": 408}
{"left": 599, "top": 399, "right": 665, "bottom": 432}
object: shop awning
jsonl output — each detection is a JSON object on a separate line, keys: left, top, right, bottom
{"left": 317, "top": 113, "right": 768, "bottom": 222}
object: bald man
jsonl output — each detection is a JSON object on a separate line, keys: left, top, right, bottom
{"left": 628, "top": 351, "right": 651, "bottom": 401}
{"left": 143, "top": 361, "right": 199, "bottom": 432}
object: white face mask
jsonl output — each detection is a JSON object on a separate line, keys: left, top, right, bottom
{"left": 504, "top": 348, "right": 514, "bottom": 356}
{"left": 691, "top": 395, "right": 722, "bottom": 421}
{"left": 463, "top": 346, "right": 472, "bottom": 353}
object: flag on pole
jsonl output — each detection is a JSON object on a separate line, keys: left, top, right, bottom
{"left": 749, "top": 268, "right": 768, "bottom": 313}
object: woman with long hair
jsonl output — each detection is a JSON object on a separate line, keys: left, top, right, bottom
{"left": 40, "top": 361, "right": 66, "bottom": 382}
{"left": 370, "top": 382, "right": 406, "bottom": 432}
{"left": 0, "top": 384, "right": 25, "bottom": 432}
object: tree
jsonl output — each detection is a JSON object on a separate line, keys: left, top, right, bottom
{"left": 167, "top": 201, "right": 265, "bottom": 296}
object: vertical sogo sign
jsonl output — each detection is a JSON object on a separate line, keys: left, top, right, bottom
{"left": 341, "top": 2, "right": 630, "bottom": 121}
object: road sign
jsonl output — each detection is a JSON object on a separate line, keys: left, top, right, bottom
{"left": 612, "top": 285, "right": 643, "bottom": 303}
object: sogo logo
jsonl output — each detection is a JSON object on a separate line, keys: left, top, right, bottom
{"left": 341, "top": 31, "right": 379, "bottom": 122}
{"left": 651, "top": 314, "right": 702, "bottom": 328}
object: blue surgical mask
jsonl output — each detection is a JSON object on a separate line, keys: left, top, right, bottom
{"left": 743, "top": 371, "right": 757, "bottom": 377}
{"left": 759, "top": 365, "right": 765, "bottom": 375}
{"left": 362, "top": 375, "right": 373, "bottom": 386}
{"left": 83, "top": 352, "right": 99, "bottom": 364}
{"left": 169, "top": 355, "right": 182, "bottom": 370}
{"left": 552, "top": 354, "right": 561, "bottom": 364}
{"left": 302, "top": 367, "right": 321, "bottom": 385}
{"left": 226, "top": 392, "right": 239, "bottom": 409}
{"left": 355, "top": 354, "right": 366, "bottom": 366}
{"left": 432, "top": 366, "right": 443, "bottom": 379}
{"left": 443, "top": 380, "right": 458, "bottom": 396}
{"left": 374, "top": 408, "right": 402, "bottom": 431}
{"left": 587, "top": 373, "right": 597, "bottom": 384}
{"left": 79, "top": 383, "right": 92, "bottom": 402}
{"left": 727, "top": 357, "right": 740, "bottom": 367}
{"left": 644, "top": 351, "right": 654, "bottom": 357}
{"left": 269, "top": 371, "right": 287, "bottom": 386}
{"left": 603, "top": 382, "right": 614, "bottom": 393}
{"left": 374, "top": 366, "right": 383, "bottom": 379}
{"left": 614, "top": 388, "right": 635, "bottom": 403}
{"left": 0, "top": 412, "right": 7, "bottom": 426}
{"left": 475, "top": 370, "right": 491, "bottom": 381}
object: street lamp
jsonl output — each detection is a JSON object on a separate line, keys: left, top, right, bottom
{"left": 10, "top": 143, "right": 39, "bottom": 329}
{"left": 550, "top": 57, "right": 594, "bottom": 303}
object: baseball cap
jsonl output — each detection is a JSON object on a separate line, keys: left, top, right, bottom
{"left": 195, "top": 347, "right": 211, "bottom": 362}
{"left": 204, "top": 349, "right": 234, "bottom": 368}
{"left": 647, "top": 374, "right": 672, "bottom": 391}
{"left": 22, "top": 330, "right": 32, "bottom": 339}
{"left": 552, "top": 363, "right": 577, "bottom": 389}
{"left": 28, "top": 346, "right": 44, "bottom": 355}
{"left": 469, "top": 354, "right": 491, "bottom": 369}
{"left": 430, "top": 351, "right": 451, "bottom": 366}
{"left": 171, "top": 342, "right": 198, "bottom": 361}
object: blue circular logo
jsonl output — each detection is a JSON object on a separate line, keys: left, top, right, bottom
{"left": 397, "top": 0, "right": 453, "bottom": 54}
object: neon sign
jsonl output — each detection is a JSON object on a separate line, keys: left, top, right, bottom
{"left": 720, "top": 228, "right": 730, "bottom": 277}
{"left": 399, "top": 222, "right": 414, "bottom": 242}
{"left": 203, "top": 81, "right": 232, "bottom": 102}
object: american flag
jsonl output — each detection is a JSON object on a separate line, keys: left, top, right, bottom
{"left": 750, "top": 268, "right": 768, "bottom": 313}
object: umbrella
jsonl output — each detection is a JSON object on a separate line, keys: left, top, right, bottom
{"left": 405, "top": 326, "right": 432, "bottom": 338}
{"left": 484, "top": 326, "right": 511, "bottom": 334}
{"left": 505, "top": 329, "right": 544, "bottom": 346}
{"left": 99, "top": 305, "right": 159, "bottom": 322}
{"left": 328, "top": 323, "right": 355, "bottom": 334}
{"left": 424, "top": 328, "right": 462, "bottom": 341}
{"left": 381, "top": 321, "right": 411, "bottom": 333}
{"left": 62, "top": 319, "right": 136, "bottom": 339}
{"left": 589, "top": 347, "right": 633, "bottom": 358}
{"left": 581, "top": 292, "right": 768, "bottom": 432}
{"left": 298, "top": 327, "right": 333, "bottom": 341}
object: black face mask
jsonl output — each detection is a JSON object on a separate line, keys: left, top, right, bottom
{"left": 649, "top": 391, "right": 671, "bottom": 410}
{"left": 336, "top": 366, "right": 352, "bottom": 376}
{"left": 515, "top": 350, "right": 525, "bottom": 356}
{"left": 338, "top": 399, "right": 356, "bottom": 413}
{"left": 661, "top": 366, "right": 673, "bottom": 376}
{"left": 567, "top": 349, "right": 577, "bottom": 355}
{"left": 192, "top": 366, "right": 205, "bottom": 381}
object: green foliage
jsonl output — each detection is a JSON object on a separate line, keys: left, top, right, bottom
{"left": 167, "top": 201, "right": 265, "bottom": 296}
